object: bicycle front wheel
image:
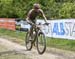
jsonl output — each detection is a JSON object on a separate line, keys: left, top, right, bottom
{"left": 36, "top": 32, "right": 46, "bottom": 54}
{"left": 25, "top": 32, "right": 32, "bottom": 50}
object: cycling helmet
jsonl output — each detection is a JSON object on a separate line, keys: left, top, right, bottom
{"left": 33, "top": 3, "right": 40, "bottom": 9}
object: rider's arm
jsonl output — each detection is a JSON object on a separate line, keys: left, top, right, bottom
{"left": 26, "top": 9, "right": 34, "bottom": 25}
{"left": 39, "top": 9, "right": 47, "bottom": 23}
{"left": 26, "top": 17, "right": 30, "bottom": 23}
{"left": 26, "top": 17, "right": 34, "bottom": 25}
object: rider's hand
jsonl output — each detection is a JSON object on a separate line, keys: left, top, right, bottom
{"left": 45, "top": 23, "right": 49, "bottom": 25}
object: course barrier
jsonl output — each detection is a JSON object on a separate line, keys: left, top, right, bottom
{"left": 0, "top": 18, "right": 16, "bottom": 31}
{"left": 37, "top": 19, "right": 75, "bottom": 39}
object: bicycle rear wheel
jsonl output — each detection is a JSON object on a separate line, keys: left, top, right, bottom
{"left": 25, "top": 32, "right": 32, "bottom": 50}
{"left": 36, "top": 32, "right": 46, "bottom": 54}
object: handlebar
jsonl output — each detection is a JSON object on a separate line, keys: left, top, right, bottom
{"left": 44, "top": 23, "right": 50, "bottom": 25}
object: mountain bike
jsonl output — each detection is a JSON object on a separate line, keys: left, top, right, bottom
{"left": 25, "top": 23, "right": 49, "bottom": 54}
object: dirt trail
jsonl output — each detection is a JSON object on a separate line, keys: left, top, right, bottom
{"left": 0, "top": 38, "right": 75, "bottom": 59}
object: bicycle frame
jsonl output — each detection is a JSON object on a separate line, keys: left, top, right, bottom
{"left": 25, "top": 23, "right": 48, "bottom": 54}
{"left": 31, "top": 24, "right": 40, "bottom": 44}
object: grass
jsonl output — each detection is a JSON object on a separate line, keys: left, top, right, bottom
{"left": 0, "top": 28, "right": 75, "bottom": 52}
{"left": 46, "top": 37, "right": 75, "bottom": 51}
{"left": 0, "top": 29, "right": 25, "bottom": 40}
{"left": 0, "top": 29, "right": 26, "bottom": 45}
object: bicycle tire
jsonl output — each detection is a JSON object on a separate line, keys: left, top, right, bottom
{"left": 25, "top": 32, "right": 32, "bottom": 50}
{"left": 36, "top": 32, "right": 46, "bottom": 54}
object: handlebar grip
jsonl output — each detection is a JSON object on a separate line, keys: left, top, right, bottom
{"left": 44, "top": 23, "right": 49, "bottom": 25}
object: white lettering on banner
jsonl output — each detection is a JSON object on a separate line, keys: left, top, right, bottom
{"left": 65, "top": 22, "right": 75, "bottom": 37}
{"left": 37, "top": 19, "right": 75, "bottom": 39}
{"left": 0, "top": 19, "right": 15, "bottom": 22}
{"left": 8, "top": 20, "right": 15, "bottom": 22}
{"left": 0, "top": 19, "right": 5, "bottom": 22}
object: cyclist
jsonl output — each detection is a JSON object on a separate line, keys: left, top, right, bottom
{"left": 26, "top": 3, "right": 48, "bottom": 38}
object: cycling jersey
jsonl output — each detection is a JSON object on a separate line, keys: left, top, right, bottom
{"left": 27, "top": 9, "right": 42, "bottom": 23}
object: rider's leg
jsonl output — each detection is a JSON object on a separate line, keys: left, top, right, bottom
{"left": 29, "top": 26, "right": 33, "bottom": 39}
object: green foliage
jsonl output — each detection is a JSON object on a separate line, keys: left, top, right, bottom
{"left": 59, "top": 3, "right": 72, "bottom": 18}
{"left": 0, "top": 0, "right": 75, "bottom": 19}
